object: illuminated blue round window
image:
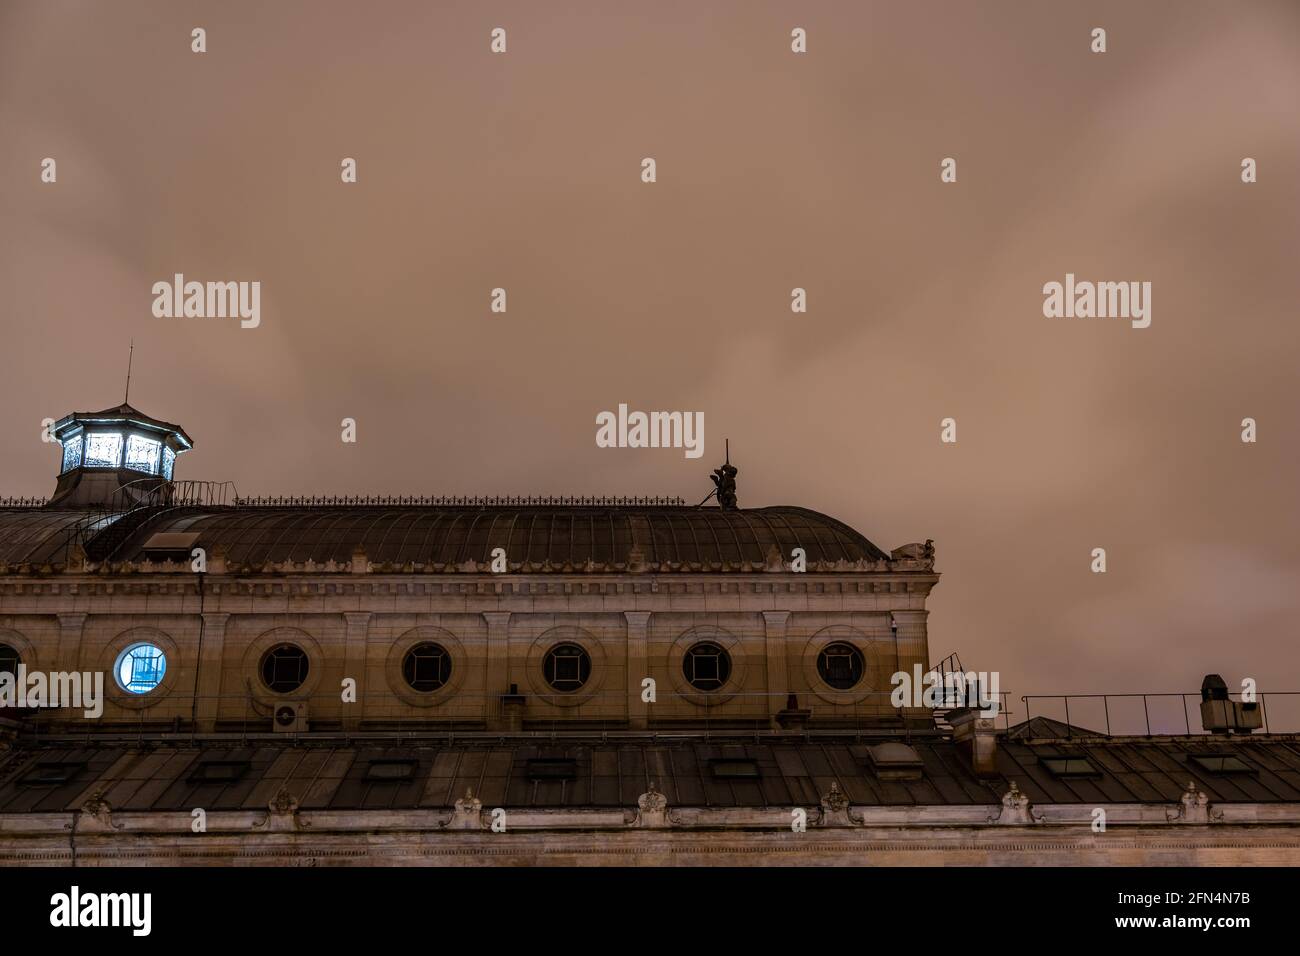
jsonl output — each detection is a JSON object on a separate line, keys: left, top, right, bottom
{"left": 115, "top": 642, "right": 167, "bottom": 694}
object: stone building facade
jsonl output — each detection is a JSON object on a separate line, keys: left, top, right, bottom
{"left": 2, "top": 401, "right": 1298, "bottom": 866}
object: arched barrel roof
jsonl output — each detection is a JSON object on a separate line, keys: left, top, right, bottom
{"left": 0, "top": 504, "right": 890, "bottom": 569}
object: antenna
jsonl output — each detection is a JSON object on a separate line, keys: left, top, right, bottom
{"left": 124, "top": 340, "right": 135, "bottom": 404}
{"left": 725, "top": 438, "right": 729, "bottom": 465}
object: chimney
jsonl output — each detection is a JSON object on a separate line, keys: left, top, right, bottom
{"left": 500, "top": 682, "right": 526, "bottom": 732}
{"left": 947, "top": 707, "right": 999, "bottom": 777}
{"left": 776, "top": 693, "right": 811, "bottom": 730}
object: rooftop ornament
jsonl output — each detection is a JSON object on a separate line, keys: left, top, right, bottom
{"left": 700, "top": 439, "right": 738, "bottom": 510}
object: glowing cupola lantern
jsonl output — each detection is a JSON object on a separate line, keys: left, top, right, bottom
{"left": 48, "top": 402, "right": 193, "bottom": 508}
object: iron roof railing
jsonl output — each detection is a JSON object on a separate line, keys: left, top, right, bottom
{"left": 228, "top": 495, "right": 689, "bottom": 507}
{"left": 0, "top": 493, "right": 693, "bottom": 510}
{"left": 1021, "top": 692, "right": 1300, "bottom": 737}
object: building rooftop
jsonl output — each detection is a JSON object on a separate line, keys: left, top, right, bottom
{"left": 0, "top": 503, "right": 895, "bottom": 570}
{"left": 1, "top": 732, "right": 1297, "bottom": 813}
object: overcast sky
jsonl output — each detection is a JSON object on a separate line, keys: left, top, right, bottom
{"left": 2, "top": 1, "right": 1298, "bottom": 720}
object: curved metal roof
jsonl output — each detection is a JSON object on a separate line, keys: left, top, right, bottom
{"left": 0, "top": 509, "right": 88, "bottom": 566}
{"left": 0, "top": 505, "right": 890, "bottom": 569}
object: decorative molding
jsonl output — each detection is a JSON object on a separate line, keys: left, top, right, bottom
{"left": 817, "top": 782, "right": 861, "bottom": 828}
{"left": 77, "top": 788, "right": 123, "bottom": 833}
{"left": 632, "top": 783, "right": 670, "bottom": 829}
{"left": 522, "top": 625, "right": 608, "bottom": 707}
{"left": 447, "top": 789, "right": 483, "bottom": 830}
{"left": 665, "top": 624, "right": 748, "bottom": 707}
{"left": 1167, "top": 782, "right": 1223, "bottom": 825}
{"left": 384, "top": 625, "right": 469, "bottom": 707}
{"left": 989, "top": 782, "right": 1043, "bottom": 825}
{"left": 253, "top": 786, "right": 307, "bottom": 832}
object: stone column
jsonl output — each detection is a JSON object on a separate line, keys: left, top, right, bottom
{"left": 55, "top": 613, "right": 86, "bottom": 671}
{"left": 482, "top": 612, "right": 511, "bottom": 729}
{"left": 891, "top": 609, "right": 930, "bottom": 723}
{"left": 890, "top": 609, "right": 929, "bottom": 671}
{"left": 341, "top": 611, "right": 371, "bottom": 729}
{"left": 762, "top": 610, "right": 792, "bottom": 727}
{"left": 194, "top": 612, "right": 230, "bottom": 732}
{"left": 625, "top": 611, "right": 651, "bottom": 729}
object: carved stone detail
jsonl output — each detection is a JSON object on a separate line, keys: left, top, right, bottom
{"left": 1167, "top": 782, "right": 1223, "bottom": 825}
{"left": 989, "top": 781, "right": 1042, "bottom": 824}
{"left": 448, "top": 788, "right": 485, "bottom": 830}
{"left": 633, "top": 782, "right": 670, "bottom": 828}
{"left": 78, "top": 788, "right": 123, "bottom": 832}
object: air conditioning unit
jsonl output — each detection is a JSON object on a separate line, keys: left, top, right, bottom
{"left": 1199, "top": 674, "right": 1262, "bottom": 734}
{"left": 273, "top": 702, "right": 308, "bottom": 733}
{"left": 1200, "top": 699, "right": 1262, "bottom": 734}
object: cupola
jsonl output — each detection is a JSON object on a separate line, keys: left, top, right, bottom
{"left": 48, "top": 402, "right": 192, "bottom": 508}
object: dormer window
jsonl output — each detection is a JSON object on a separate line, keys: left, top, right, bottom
{"left": 161, "top": 446, "right": 176, "bottom": 480}
{"left": 84, "top": 431, "right": 124, "bottom": 468}
{"left": 124, "top": 434, "right": 162, "bottom": 474}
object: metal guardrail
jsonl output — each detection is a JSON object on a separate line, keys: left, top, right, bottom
{"left": 228, "top": 495, "right": 689, "bottom": 507}
{"left": 1, "top": 492, "right": 691, "bottom": 509}
{"left": 12, "top": 688, "right": 1300, "bottom": 742}
{"left": 55, "top": 479, "right": 239, "bottom": 564}
{"left": 1021, "top": 692, "right": 1300, "bottom": 737}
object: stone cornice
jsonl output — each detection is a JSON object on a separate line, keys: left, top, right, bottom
{"left": 0, "top": 555, "right": 940, "bottom": 578}
{"left": 0, "top": 571, "right": 940, "bottom": 603}
{"left": 4, "top": 802, "right": 1300, "bottom": 836}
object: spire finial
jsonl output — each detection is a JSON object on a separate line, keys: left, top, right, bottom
{"left": 124, "top": 340, "right": 135, "bottom": 404}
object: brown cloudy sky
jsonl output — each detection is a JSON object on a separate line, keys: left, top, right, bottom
{"left": 2, "top": 1, "right": 1298, "bottom": 719}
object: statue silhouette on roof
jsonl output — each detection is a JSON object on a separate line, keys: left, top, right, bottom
{"left": 705, "top": 440, "right": 738, "bottom": 510}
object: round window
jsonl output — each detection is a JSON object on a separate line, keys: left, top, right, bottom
{"left": 114, "top": 642, "right": 167, "bottom": 694}
{"left": 260, "top": 643, "right": 310, "bottom": 693}
{"left": 543, "top": 643, "right": 591, "bottom": 692}
{"left": 0, "top": 643, "right": 20, "bottom": 680}
{"left": 402, "top": 642, "right": 452, "bottom": 692}
{"left": 816, "top": 642, "right": 865, "bottom": 690}
{"left": 683, "top": 641, "right": 731, "bottom": 691}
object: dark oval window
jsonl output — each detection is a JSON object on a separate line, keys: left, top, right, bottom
{"left": 683, "top": 641, "right": 731, "bottom": 691}
{"left": 543, "top": 643, "right": 591, "bottom": 692}
{"left": 817, "top": 642, "right": 865, "bottom": 690}
{"left": 0, "top": 643, "right": 19, "bottom": 680}
{"left": 260, "top": 643, "right": 310, "bottom": 693}
{"left": 402, "top": 642, "right": 452, "bottom": 692}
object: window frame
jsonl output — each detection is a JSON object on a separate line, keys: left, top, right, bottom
{"left": 113, "top": 641, "right": 168, "bottom": 695}
{"left": 259, "top": 643, "right": 311, "bottom": 694}
{"left": 542, "top": 642, "right": 592, "bottom": 693}
{"left": 682, "top": 641, "right": 732, "bottom": 692}
{"left": 816, "top": 641, "right": 865, "bottom": 690}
